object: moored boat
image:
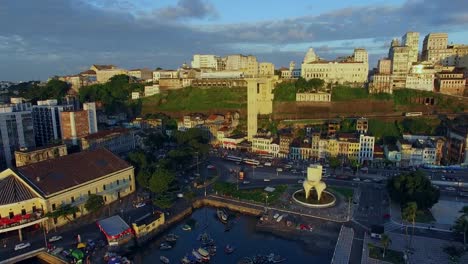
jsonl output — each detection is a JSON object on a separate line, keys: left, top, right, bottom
{"left": 160, "top": 242, "right": 172, "bottom": 250}
{"left": 182, "top": 225, "right": 192, "bottom": 231}
{"left": 180, "top": 256, "right": 191, "bottom": 264}
{"left": 224, "top": 244, "right": 235, "bottom": 254}
{"left": 192, "top": 249, "right": 203, "bottom": 261}
{"left": 165, "top": 233, "right": 179, "bottom": 242}
{"left": 160, "top": 256, "right": 170, "bottom": 264}
{"left": 216, "top": 208, "right": 228, "bottom": 223}
{"left": 197, "top": 247, "right": 210, "bottom": 261}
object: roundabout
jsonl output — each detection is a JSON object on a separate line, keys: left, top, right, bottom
{"left": 292, "top": 189, "right": 336, "bottom": 208}
{"left": 292, "top": 164, "right": 336, "bottom": 208}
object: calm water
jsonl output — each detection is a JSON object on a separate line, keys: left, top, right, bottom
{"left": 131, "top": 208, "right": 335, "bottom": 264}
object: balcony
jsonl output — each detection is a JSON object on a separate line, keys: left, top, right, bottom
{"left": 99, "top": 181, "right": 130, "bottom": 195}
{"left": 0, "top": 211, "right": 48, "bottom": 233}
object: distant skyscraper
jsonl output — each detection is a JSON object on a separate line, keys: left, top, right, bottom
{"left": 32, "top": 99, "right": 74, "bottom": 146}
{"left": 0, "top": 103, "right": 35, "bottom": 168}
{"left": 83, "top": 102, "right": 98, "bottom": 134}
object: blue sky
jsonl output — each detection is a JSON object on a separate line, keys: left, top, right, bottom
{"left": 1, "top": 0, "right": 468, "bottom": 81}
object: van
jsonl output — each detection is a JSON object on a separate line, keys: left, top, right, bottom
{"left": 264, "top": 162, "right": 272, "bottom": 167}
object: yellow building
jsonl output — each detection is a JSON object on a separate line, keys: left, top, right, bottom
{"left": 132, "top": 209, "right": 165, "bottom": 240}
{"left": 247, "top": 77, "right": 276, "bottom": 140}
{"left": 258, "top": 62, "right": 275, "bottom": 77}
{"left": 90, "top": 65, "right": 127, "bottom": 83}
{"left": 128, "top": 69, "right": 153, "bottom": 81}
{"left": 14, "top": 144, "right": 68, "bottom": 167}
{"left": 0, "top": 148, "right": 134, "bottom": 239}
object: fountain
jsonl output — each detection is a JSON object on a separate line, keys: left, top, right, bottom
{"left": 292, "top": 165, "right": 336, "bottom": 208}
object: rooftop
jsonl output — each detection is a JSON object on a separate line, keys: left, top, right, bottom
{"left": 92, "top": 64, "right": 115, "bottom": 70}
{"left": 0, "top": 175, "right": 38, "bottom": 205}
{"left": 17, "top": 148, "right": 132, "bottom": 197}
{"left": 15, "top": 144, "right": 66, "bottom": 154}
{"left": 82, "top": 128, "right": 131, "bottom": 141}
{"left": 97, "top": 215, "right": 131, "bottom": 237}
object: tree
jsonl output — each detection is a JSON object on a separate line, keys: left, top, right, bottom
{"left": 329, "top": 157, "right": 341, "bottom": 172}
{"left": 84, "top": 194, "right": 104, "bottom": 213}
{"left": 387, "top": 171, "right": 439, "bottom": 210}
{"left": 136, "top": 169, "right": 152, "bottom": 188}
{"left": 149, "top": 169, "right": 175, "bottom": 194}
{"left": 453, "top": 206, "right": 468, "bottom": 250}
{"left": 46, "top": 204, "right": 79, "bottom": 223}
{"left": 402, "top": 202, "right": 417, "bottom": 248}
{"left": 127, "top": 150, "right": 148, "bottom": 174}
{"left": 380, "top": 234, "right": 391, "bottom": 259}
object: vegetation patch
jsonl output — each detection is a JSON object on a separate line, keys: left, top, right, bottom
{"left": 368, "top": 245, "right": 405, "bottom": 264}
{"left": 213, "top": 182, "right": 287, "bottom": 204}
{"left": 142, "top": 86, "right": 246, "bottom": 112}
{"left": 414, "top": 209, "right": 436, "bottom": 223}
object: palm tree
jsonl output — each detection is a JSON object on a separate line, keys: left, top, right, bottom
{"left": 402, "top": 202, "right": 417, "bottom": 249}
{"left": 381, "top": 234, "right": 392, "bottom": 259}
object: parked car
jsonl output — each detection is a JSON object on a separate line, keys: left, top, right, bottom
{"left": 297, "top": 179, "right": 304, "bottom": 184}
{"left": 15, "top": 242, "right": 31, "bottom": 251}
{"left": 48, "top": 236, "right": 63, "bottom": 242}
{"left": 276, "top": 168, "right": 283, "bottom": 172}
{"left": 445, "top": 187, "right": 456, "bottom": 191}
{"left": 353, "top": 178, "right": 361, "bottom": 182}
{"left": 135, "top": 202, "right": 146, "bottom": 208}
{"left": 263, "top": 178, "right": 271, "bottom": 182}
{"left": 363, "top": 179, "right": 372, "bottom": 183}
{"left": 242, "top": 181, "right": 251, "bottom": 185}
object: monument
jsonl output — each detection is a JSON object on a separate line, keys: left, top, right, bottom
{"left": 293, "top": 164, "right": 336, "bottom": 208}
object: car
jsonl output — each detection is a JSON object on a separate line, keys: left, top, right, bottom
{"left": 276, "top": 168, "right": 283, "bottom": 172}
{"left": 297, "top": 179, "right": 304, "bottom": 184}
{"left": 264, "top": 162, "right": 272, "bottom": 167}
{"left": 135, "top": 202, "right": 146, "bottom": 208}
{"left": 322, "top": 174, "right": 329, "bottom": 178}
{"left": 15, "top": 242, "right": 31, "bottom": 251}
{"left": 263, "top": 178, "right": 271, "bottom": 182}
{"left": 273, "top": 213, "right": 280, "bottom": 219}
{"left": 445, "top": 187, "right": 456, "bottom": 191}
{"left": 48, "top": 236, "right": 63, "bottom": 242}
{"left": 363, "top": 179, "right": 372, "bottom": 183}
{"left": 353, "top": 178, "right": 361, "bottom": 182}
{"left": 242, "top": 181, "right": 251, "bottom": 184}
{"left": 206, "top": 165, "right": 215, "bottom": 169}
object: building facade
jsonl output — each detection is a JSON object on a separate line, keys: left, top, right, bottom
{"left": 295, "top": 92, "right": 331, "bottom": 102}
{"left": 32, "top": 100, "right": 74, "bottom": 147}
{"left": 60, "top": 110, "right": 90, "bottom": 145}
{"left": 83, "top": 102, "right": 98, "bottom": 134}
{"left": 80, "top": 128, "right": 136, "bottom": 155}
{"left": 14, "top": 144, "right": 67, "bottom": 167}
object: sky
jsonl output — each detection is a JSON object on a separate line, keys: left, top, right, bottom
{"left": 1, "top": 0, "right": 468, "bottom": 81}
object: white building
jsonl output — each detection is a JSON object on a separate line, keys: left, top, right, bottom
{"left": 359, "top": 134, "right": 375, "bottom": 163}
{"left": 152, "top": 70, "right": 179, "bottom": 81}
{"left": 191, "top": 55, "right": 220, "bottom": 70}
{"left": 200, "top": 71, "right": 244, "bottom": 79}
{"left": 252, "top": 137, "right": 273, "bottom": 154}
{"left": 144, "top": 85, "right": 160, "bottom": 97}
{"left": 83, "top": 102, "right": 98, "bottom": 134}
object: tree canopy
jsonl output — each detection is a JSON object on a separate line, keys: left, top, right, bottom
{"left": 149, "top": 168, "right": 175, "bottom": 194}
{"left": 84, "top": 194, "right": 104, "bottom": 213}
{"left": 273, "top": 77, "right": 326, "bottom": 101}
{"left": 78, "top": 74, "right": 143, "bottom": 115}
{"left": 11, "top": 79, "right": 70, "bottom": 103}
{"left": 387, "top": 171, "right": 439, "bottom": 209}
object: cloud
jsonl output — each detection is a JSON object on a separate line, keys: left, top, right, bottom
{"left": 0, "top": 0, "right": 467, "bottom": 81}
{"left": 152, "top": 0, "right": 218, "bottom": 21}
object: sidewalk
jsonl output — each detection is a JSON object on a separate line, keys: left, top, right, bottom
{"left": 388, "top": 202, "right": 452, "bottom": 232}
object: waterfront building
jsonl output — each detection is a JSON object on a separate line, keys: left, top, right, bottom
{"left": 397, "top": 137, "right": 437, "bottom": 167}
{"left": 32, "top": 100, "right": 74, "bottom": 147}
{"left": 80, "top": 128, "right": 136, "bottom": 155}
{"left": 0, "top": 148, "right": 134, "bottom": 238}
{"left": 252, "top": 136, "right": 273, "bottom": 155}
{"left": 14, "top": 144, "right": 67, "bottom": 167}
{"left": 131, "top": 207, "right": 165, "bottom": 244}
{"left": 301, "top": 48, "right": 368, "bottom": 84}
{"left": 97, "top": 215, "right": 134, "bottom": 246}
{"left": 295, "top": 92, "right": 331, "bottom": 102}
{"left": 128, "top": 69, "right": 153, "bottom": 81}
{"left": 60, "top": 110, "right": 90, "bottom": 145}
{"left": 0, "top": 103, "right": 35, "bottom": 168}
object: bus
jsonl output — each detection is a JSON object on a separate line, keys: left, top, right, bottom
{"left": 243, "top": 158, "right": 260, "bottom": 166}
{"left": 259, "top": 154, "right": 274, "bottom": 160}
{"left": 225, "top": 155, "right": 242, "bottom": 162}
{"left": 404, "top": 112, "right": 423, "bottom": 117}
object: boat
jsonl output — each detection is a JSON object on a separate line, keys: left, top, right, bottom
{"left": 192, "top": 249, "right": 203, "bottom": 262}
{"left": 160, "top": 242, "right": 172, "bottom": 250}
{"left": 197, "top": 247, "right": 210, "bottom": 261}
{"left": 276, "top": 214, "right": 285, "bottom": 223}
{"left": 216, "top": 208, "right": 228, "bottom": 223}
{"left": 180, "top": 256, "right": 191, "bottom": 264}
{"left": 165, "top": 233, "right": 179, "bottom": 242}
{"left": 182, "top": 225, "right": 192, "bottom": 231}
{"left": 268, "top": 253, "right": 286, "bottom": 263}
{"left": 201, "top": 238, "right": 214, "bottom": 246}
{"left": 224, "top": 244, "right": 235, "bottom": 254}
{"left": 160, "top": 256, "right": 170, "bottom": 264}
{"left": 204, "top": 245, "right": 216, "bottom": 256}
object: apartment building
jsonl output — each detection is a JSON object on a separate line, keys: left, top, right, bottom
{"left": 402, "top": 32, "right": 420, "bottom": 63}
{"left": 446, "top": 126, "right": 468, "bottom": 165}
{"left": 83, "top": 102, "right": 98, "bottom": 134}
{"left": 32, "top": 100, "right": 74, "bottom": 147}
{"left": 60, "top": 110, "right": 90, "bottom": 145}
{"left": 0, "top": 103, "right": 35, "bottom": 168}
{"left": 191, "top": 55, "right": 222, "bottom": 70}
{"left": 128, "top": 69, "right": 153, "bottom": 81}
{"left": 435, "top": 70, "right": 466, "bottom": 96}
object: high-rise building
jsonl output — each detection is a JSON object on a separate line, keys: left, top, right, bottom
{"left": 191, "top": 55, "right": 222, "bottom": 70}
{"left": 422, "top": 33, "right": 449, "bottom": 62}
{"left": 32, "top": 99, "right": 74, "bottom": 147}
{"left": 83, "top": 102, "right": 98, "bottom": 134}
{"left": 402, "top": 32, "right": 420, "bottom": 63}
{"left": 60, "top": 110, "right": 90, "bottom": 145}
{"left": 0, "top": 103, "right": 35, "bottom": 168}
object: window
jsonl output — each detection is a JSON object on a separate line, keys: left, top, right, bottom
{"left": 71, "top": 196, "right": 75, "bottom": 203}
{"left": 88, "top": 190, "right": 91, "bottom": 196}
{"left": 9, "top": 212, "right": 14, "bottom": 219}
{"left": 21, "top": 209, "right": 26, "bottom": 215}
{"left": 52, "top": 203, "right": 56, "bottom": 211}
{"left": 117, "top": 180, "right": 120, "bottom": 185}
{"left": 103, "top": 184, "right": 106, "bottom": 190}
{"left": 53, "top": 218, "right": 58, "bottom": 224}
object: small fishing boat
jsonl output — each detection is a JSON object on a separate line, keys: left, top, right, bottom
{"left": 165, "top": 233, "right": 179, "bottom": 242}
{"left": 205, "top": 245, "right": 216, "bottom": 256}
{"left": 160, "top": 256, "right": 170, "bottom": 264}
{"left": 276, "top": 214, "right": 285, "bottom": 223}
{"left": 192, "top": 249, "right": 203, "bottom": 262}
{"left": 216, "top": 208, "right": 228, "bottom": 223}
{"left": 268, "top": 253, "right": 286, "bottom": 263}
{"left": 182, "top": 225, "right": 192, "bottom": 231}
{"left": 160, "top": 242, "right": 172, "bottom": 250}
{"left": 197, "top": 247, "right": 210, "bottom": 261}
{"left": 180, "top": 256, "right": 191, "bottom": 264}
{"left": 224, "top": 244, "right": 235, "bottom": 254}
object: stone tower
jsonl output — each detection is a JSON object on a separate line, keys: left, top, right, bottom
{"left": 247, "top": 77, "right": 276, "bottom": 141}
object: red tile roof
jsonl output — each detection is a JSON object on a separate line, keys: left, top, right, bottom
{"left": 17, "top": 148, "right": 132, "bottom": 197}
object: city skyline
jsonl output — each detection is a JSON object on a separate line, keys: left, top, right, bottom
{"left": 1, "top": 0, "right": 468, "bottom": 81}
